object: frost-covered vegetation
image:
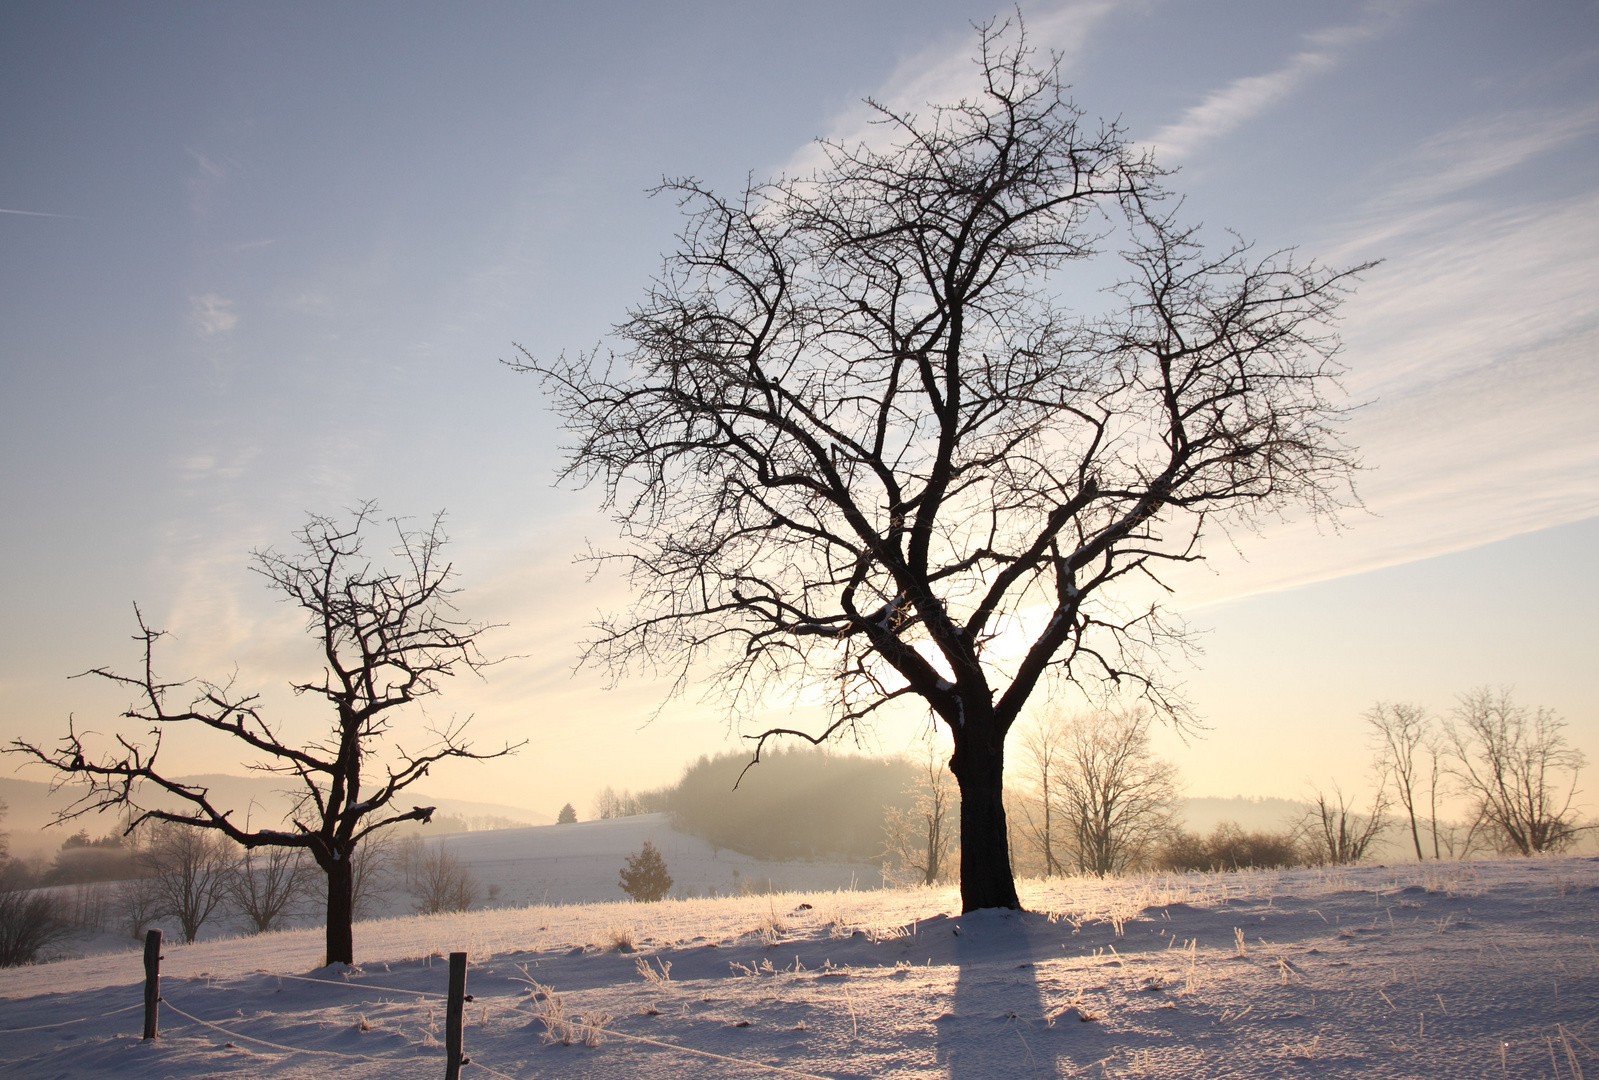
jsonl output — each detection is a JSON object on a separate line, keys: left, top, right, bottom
{"left": 2, "top": 857, "right": 1595, "bottom": 1078}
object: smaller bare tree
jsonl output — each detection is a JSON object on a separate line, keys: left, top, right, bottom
{"left": 882, "top": 745, "right": 958, "bottom": 887}
{"left": 592, "top": 787, "right": 622, "bottom": 820}
{"left": 0, "top": 889, "right": 70, "bottom": 967}
{"left": 8, "top": 505, "right": 520, "bottom": 965}
{"left": 140, "top": 822, "right": 235, "bottom": 943}
{"left": 115, "top": 876, "right": 162, "bottom": 939}
{"left": 230, "top": 844, "right": 314, "bottom": 934}
{"left": 1445, "top": 688, "right": 1587, "bottom": 855}
{"left": 1302, "top": 786, "right": 1388, "bottom": 866}
{"left": 1055, "top": 708, "right": 1181, "bottom": 877}
{"left": 0, "top": 802, "right": 72, "bottom": 966}
{"left": 399, "top": 837, "right": 477, "bottom": 914}
{"left": 1366, "top": 702, "right": 1438, "bottom": 860}
{"left": 1010, "top": 712, "right": 1068, "bottom": 877}
{"left": 348, "top": 831, "right": 396, "bottom": 920}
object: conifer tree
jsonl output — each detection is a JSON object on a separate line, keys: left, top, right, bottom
{"left": 618, "top": 840, "right": 672, "bottom": 902}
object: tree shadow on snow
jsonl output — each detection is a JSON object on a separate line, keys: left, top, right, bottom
{"left": 931, "top": 910, "right": 1068, "bottom": 1079}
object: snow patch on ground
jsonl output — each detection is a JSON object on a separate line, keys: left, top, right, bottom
{"left": 3, "top": 857, "right": 1597, "bottom": 1078}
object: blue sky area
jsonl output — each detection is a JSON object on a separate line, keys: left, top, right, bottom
{"left": 2, "top": 1, "right": 1595, "bottom": 814}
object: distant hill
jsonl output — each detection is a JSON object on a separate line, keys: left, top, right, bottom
{"left": 440, "top": 814, "right": 885, "bottom": 908}
{"left": 662, "top": 748, "right": 919, "bottom": 862}
{"left": 1177, "top": 796, "right": 1311, "bottom": 835}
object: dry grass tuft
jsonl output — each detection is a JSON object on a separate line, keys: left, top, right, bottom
{"left": 599, "top": 922, "right": 637, "bottom": 952}
{"left": 578, "top": 1010, "right": 612, "bottom": 1047}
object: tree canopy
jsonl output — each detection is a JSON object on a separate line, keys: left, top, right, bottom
{"left": 520, "top": 20, "right": 1362, "bottom": 910}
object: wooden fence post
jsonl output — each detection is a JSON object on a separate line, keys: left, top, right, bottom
{"left": 142, "top": 928, "right": 162, "bottom": 1039}
{"left": 444, "top": 950, "right": 469, "bottom": 1079}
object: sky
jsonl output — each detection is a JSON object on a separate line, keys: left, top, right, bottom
{"left": 2, "top": 0, "right": 1596, "bottom": 823}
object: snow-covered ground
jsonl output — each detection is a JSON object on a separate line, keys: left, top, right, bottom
{"left": 446, "top": 815, "right": 884, "bottom": 909}
{"left": 3, "top": 856, "right": 1596, "bottom": 1078}
{"left": 29, "top": 815, "right": 887, "bottom": 958}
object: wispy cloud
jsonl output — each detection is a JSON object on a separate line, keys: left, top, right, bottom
{"left": 788, "top": 0, "right": 1127, "bottom": 172}
{"left": 1146, "top": 5, "right": 1401, "bottom": 161}
{"left": 0, "top": 207, "right": 82, "bottom": 218}
{"left": 1170, "top": 103, "right": 1599, "bottom": 606}
{"left": 190, "top": 293, "right": 239, "bottom": 337}
{"left": 1358, "top": 102, "right": 1599, "bottom": 218}
{"left": 186, "top": 149, "right": 237, "bottom": 218}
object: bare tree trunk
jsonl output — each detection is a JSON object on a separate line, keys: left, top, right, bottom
{"left": 951, "top": 733, "right": 1019, "bottom": 911}
{"left": 324, "top": 856, "right": 354, "bottom": 966}
{"left": 1428, "top": 754, "right": 1441, "bottom": 860}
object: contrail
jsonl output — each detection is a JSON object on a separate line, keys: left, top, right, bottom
{"left": 0, "top": 207, "right": 83, "bottom": 218}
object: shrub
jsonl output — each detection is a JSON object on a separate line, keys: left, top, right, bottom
{"left": 0, "top": 888, "right": 70, "bottom": 966}
{"left": 619, "top": 841, "right": 672, "bottom": 902}
{"left": 1157, "top": 821, "right": 1305, "bottom": 872}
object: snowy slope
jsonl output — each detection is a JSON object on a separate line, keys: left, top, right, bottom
{"left": 443, "top": 814, "right": 883, "bottom": 908}
{"left": 3, "top": 856, "right": 1596, "bottom": 1078}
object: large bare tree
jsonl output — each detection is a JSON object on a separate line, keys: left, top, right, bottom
{"left": 8, "top": 505, "right": 517, "bottom": 964}
{"left": 519, "top": 21, "right": 1362, "bottom": 910}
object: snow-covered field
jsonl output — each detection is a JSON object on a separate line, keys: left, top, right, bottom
{"left": 4, "top": 856, "right": 1597, "bottom": 1078}
{"left": 445, "top": 815, "right": 884, "bottom": 909}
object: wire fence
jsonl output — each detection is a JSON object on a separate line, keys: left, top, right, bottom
{"left": 0, "top": 954, "right": 847, "bottom": 1080}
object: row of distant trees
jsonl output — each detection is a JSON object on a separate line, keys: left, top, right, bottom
{"left": 996, "top": 687, "right": 1590, "bottom": 881}
{"left": 587, "top": 686, "right": 1587, "bottom": 888}
{"left": 0, "top": 802, "right": 488, "bottom": 966}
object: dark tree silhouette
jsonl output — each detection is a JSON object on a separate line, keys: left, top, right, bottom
{"left": 556, "top": 802, "right": 578, "bottom": 824}
{"left": 8, "top": 505, "right": 518, "bottom": 965}
{"left": 618, "top": 840, "right": 672, "bottom": 902}
{"left": 518, "top": 20, "right": 1363, "bottom": 911}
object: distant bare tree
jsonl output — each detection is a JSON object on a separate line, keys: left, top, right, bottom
{"left": 0, "top": 801, "right": 71, "bottom": 966}
{"left": 399, "top": 838, "right": 477, "bottom": 914}
{"left": 140, "top": 823, "right": 235, "bottom": 943}
{"left": 8, "top": 505, "right": 519, "bottom": 965}
{"left": 0, "top": 889, "right": 69, "bottom": 967}
{"left": 882, "top": 746, "right": 958, "bottom": 886}
{"left": 592, "top": 787, "right": 622, "bottom": 820}
{"left": 1055, "top": 708, "right": 1180, "bottom": 876}
{"left": 1011, "top": 711, "right": 1069, "bottom": 876}
{"left": 115, "top": 876, "right": 162, "bottom": 939}
{"left": 517, "top": 18, "right": 1364, "bottom": 912}
{"left": 230, "top": 844, "right": 314, "bottom": 934}
{"left": 347, "top": 831, "right": 396, "bottom": 920}
{"left": 1445, "top": 688, "right": 1587, "bottom": 856}
{"left": 1366, "top": 702, "right": 1437, "bottom": 860}
{"left": 1302, "top": 786, "right": 1387, "bottom": 866}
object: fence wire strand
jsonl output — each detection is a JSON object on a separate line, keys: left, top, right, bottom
{"left": 161, "top": 999, "right": 380, "bottom": 1060}
{"left": 0, "top": 1002, "right": 142, "bottom": 1033}
{"left": 264, "top": 969, "right": 446, "bottom": 999}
